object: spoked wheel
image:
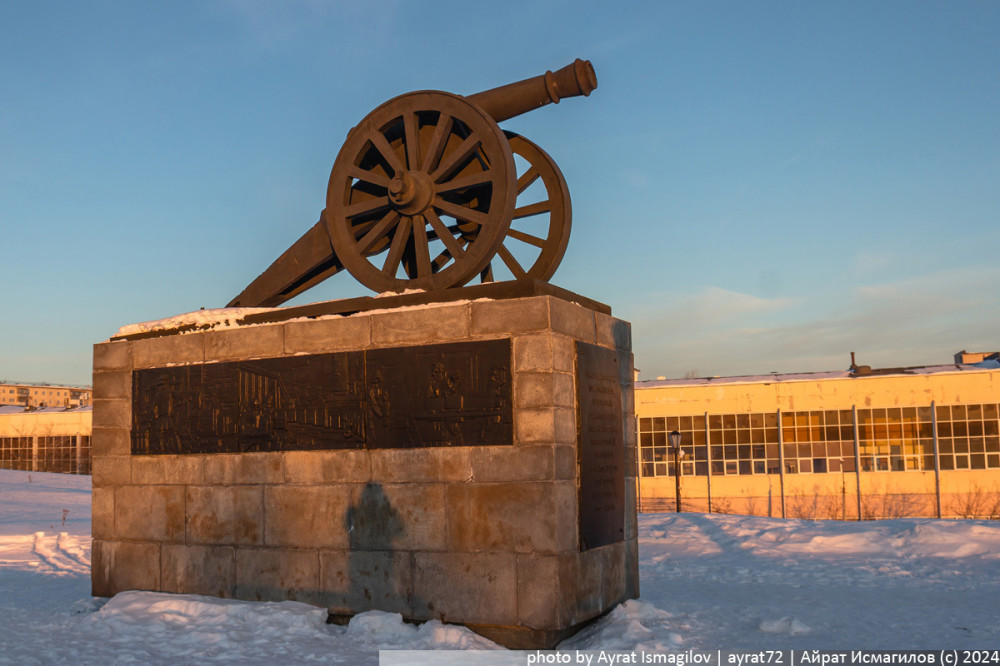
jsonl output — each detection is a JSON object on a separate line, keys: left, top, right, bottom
{"left": 479, "top": 131, "right": 572, "bottom": 282}
{"left": 326, "top": 91, "right": 515, "bottom": 293}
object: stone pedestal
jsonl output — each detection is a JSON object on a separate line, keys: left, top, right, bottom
{"left": 91, "top": 289, "right": 637, "bottom": 648}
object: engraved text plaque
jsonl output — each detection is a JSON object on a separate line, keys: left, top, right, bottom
{"left": 576, "top": 342, "right": 626, "bottom": 550}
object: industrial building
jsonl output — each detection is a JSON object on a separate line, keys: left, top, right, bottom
{"left": 635, "top": 354, "right": 1000, "bottom": 519}
{"left": 0, "top": 405, "right": 93, "bottom": 474}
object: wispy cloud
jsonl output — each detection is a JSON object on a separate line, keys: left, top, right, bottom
{"left": 629, "top": 265, "right": 1000, "bottom": 379}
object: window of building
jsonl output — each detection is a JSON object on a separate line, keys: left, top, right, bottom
{"left": 638, "top": 402, "right": 1000, "bottom": 478}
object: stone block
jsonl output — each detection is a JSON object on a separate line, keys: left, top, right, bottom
{"left": 204, "top": 452, "right": 284, "bottom": 485}
{"left": 511, "top": 334, "right": 575, "bottom": 376}
{"left": 374, "top": 483, "right": 447, "bottom": 551}
{"left": 547, "top": 297, "right": 595, "bottom": 342}
{"left": 131, "top": 456, "right": 165, "bottom": 485}
{"left": 284, "top": 316, "right": 371, "bottom": 354}
{"left": 565, "top": 546, "right": 605, "bottom": 623}
{"left": 187, "top": 485, "right": 263, "bottom": 546}
{"left": 91, "top": 486, "right": 114, "bottom": 539}
{"left": 369, "top": 447, "right": 472, "bottom": 483}
{"left": 91, "top": 427, "right": 130, "bottom": 457}
{"left": 598, "top": 541, "right": 627, "bottom": 608}
{"left": 264, "top": 485, "right": 350, "bottom": 549}
{"left": 234, "top": 548, "right": 321, "bottom": 604}
{"left": 514, "top": 372, "right": 575, "bottom": 410}
{"left": 93, "top": 340, "right": 131, "bottom": 372}
{"left": 91, "top": 455, "right": 131, "bottom": 487}
{"left": 514, "top": 408, "right": 576, "bottom": 446}
{"left": 625, "top": 537, "right": 640, "bottom": 599}
{"left": 554, "top": 445, "right": 577, "bottom": 481}
{"left": 320, "top": 549, "right": 412, "bottom": 615}
{"left": 446, "top": 481, "right": 576, "bottom": 553}
{"left": 512, "top": 335, "right": 554, "bottom": 373}
{"left": 91, "top": 539, "right": 160, "bottom": 598}
{"left": 411, "top": 551, "right": 517, "bottom": 625}
{"left": 370, "top": 303, "right": 469, "bottom": 346}
{"left": 92, "top": 398, "right": 131, "bottom": 429}
{"left": 132, "top": 333, "right": 205, "bottom": 369}
{"left": 115, "top": 485, "right": 185, "bottom": 542}
{"left": 516, "top": 553, "right": 566, "bottom": 629}
{"left": 471, "top": 297, "right": 549, "bottom": 336}
{"left": 92, "top": 371, "right": 130, "bottom": 400}
{"left": 624, "top": 477, "right": 638, "bottom": 540}
{"left": 163, "top": 455, "right": 205, "bottom": 485}
{"left": 595, "top": 313, "right": 632, "bottom": 351}
{"left": 204, "top": 324, "right": 284, "bottom": 362}
{"left": 284, "top": 450, "right": 371, "bottom": 485}
{"left": 162, "top": 545, "right": 235, "bottom": 598}
{"left": 470, "top": 446, "right": 554, "bottom": 482}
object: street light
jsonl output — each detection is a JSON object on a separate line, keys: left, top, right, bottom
{"left": 669, "top": 430, "right": 683, "bottom": 512}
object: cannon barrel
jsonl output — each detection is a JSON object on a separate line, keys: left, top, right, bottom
{"left": 465, "top": 58, "right": 597, "bottom": 124}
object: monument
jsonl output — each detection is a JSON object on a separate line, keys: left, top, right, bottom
{"left": 91, "top": 59, "right": 638, "bottom": 649}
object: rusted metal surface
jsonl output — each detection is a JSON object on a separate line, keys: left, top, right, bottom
{"left": 228, "top": 59, "right": 596, "bottom": 306}
{"left": 576, "top": 341, "right": 626, "bottom": 550}
{"left": 131, "top": 340, "right": 511, "bottom": 455}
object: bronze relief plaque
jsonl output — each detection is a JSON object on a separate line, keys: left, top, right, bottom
{"left": 576, "top": 342, "right": 626, "bottom": 550}
{"left": 131, "top": 339, "right": 511, "bottom": 455}
{"left": 366, "top": 339, "right": 512, "bottom": 448}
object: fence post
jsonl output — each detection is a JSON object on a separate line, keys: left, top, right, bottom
{"left": 777, "top": 408, "right": 786, "bottom": 518}
{"left": 705, "top": 411, "right": 712, "bottom": 513}
{"left": 31, "top": 435, "right": 39, "bottom": 473}
{"left": 853, "top": 405, "right": 862, "bottom": 520}
{"left": 932, "top": 401, "right": 942, "bottom": 519}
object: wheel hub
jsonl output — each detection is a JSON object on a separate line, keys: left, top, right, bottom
{"left": 388, "top": 171, "right": 434, "bottom": 215}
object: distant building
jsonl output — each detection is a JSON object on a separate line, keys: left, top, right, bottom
{"left": 0, "top": 405, "right": 92, "bottom": 474}
{"left": 635, "top": 353, "right": 1000, "bottom": 519}
{"left": 955, "top": 350, "right": 999, "bottom": 365}
{"left": 0, "top": 382, "right": 92, "bottom": 408}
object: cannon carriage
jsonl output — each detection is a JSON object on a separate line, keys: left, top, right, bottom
{"left": 229, "top": 59, "right": 597, "bottom": 307}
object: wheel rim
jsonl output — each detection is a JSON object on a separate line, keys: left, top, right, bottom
{"left": 479, "top": 131, "right": 571, "bottom": 283}
{"left": 326, "top": 91, "right": 515, "bottom": 293}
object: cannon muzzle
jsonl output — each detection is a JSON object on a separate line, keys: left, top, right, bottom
{"left": 465, "top": 59, "right": 597, "bottom": 124}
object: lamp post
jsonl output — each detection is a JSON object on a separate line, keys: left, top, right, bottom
{"left": 669, "top": 430, "right": 683, "bottom": 512}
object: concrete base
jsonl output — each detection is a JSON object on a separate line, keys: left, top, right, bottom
{"left": 91, "top": 288, "right": 638, "bottom": 648}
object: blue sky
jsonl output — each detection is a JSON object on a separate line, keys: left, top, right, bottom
{"left": 2, "top": 1, "right": 998, "bottom": 386}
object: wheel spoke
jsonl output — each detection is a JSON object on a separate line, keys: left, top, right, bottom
{"left": 435, "top": 170, "right": 494, "bottom": 194}
{"left": 516, "top": 165, "right": 540, "bottom": 195}
{"left": 431, "top": 249, "right": 453, "bottom": 272}
{"left": 411, "top": 215, "right": 432, "bottom": 277}
{"left": 345, "top": 195, "right": 391, "bottom": 219}
{"left": 357, "top": 210, "right": 400, "bottom": 254}
{"left": 403, "top": 111, "right": 420, "bottom": 170}
{"left": 425, "top": 209, "right": 466, "bottom": 261}
{"left": 381, "top": 216, "right": 412, "bottom": 276}
{"left": 421, "top": 113, "right": 453, "bottom": 172}
{"left": 497, "top": 245, "right": 527, "bottom": 279}
{"left": 430, "top": 134, "right": 481, "bottom": 183}
{"left": 507, "top": 228, "right": 546, "bottom": 249}
{"left": 348, "top": 167, "right": 391, "bottom": 189}
{"left": 513, "top": 200, "right": 551, "bottom": 219}
{"left": 433, "top": 198, "right": 490, "bottom": 227}
{"left": 369, "top": 130, "right": 405, "bottom": 176}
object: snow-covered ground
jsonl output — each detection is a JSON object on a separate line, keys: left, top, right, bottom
{"left": 2, "top": 468, "right": 1000, "bottom": 664}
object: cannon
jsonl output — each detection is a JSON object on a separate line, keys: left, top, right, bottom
{"left": 228, "top": 59, "right": 597, "bottom": 307}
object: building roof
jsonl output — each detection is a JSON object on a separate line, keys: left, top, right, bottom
{"left": 637, "top": 359, "right": 1000, "bottom": 389}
